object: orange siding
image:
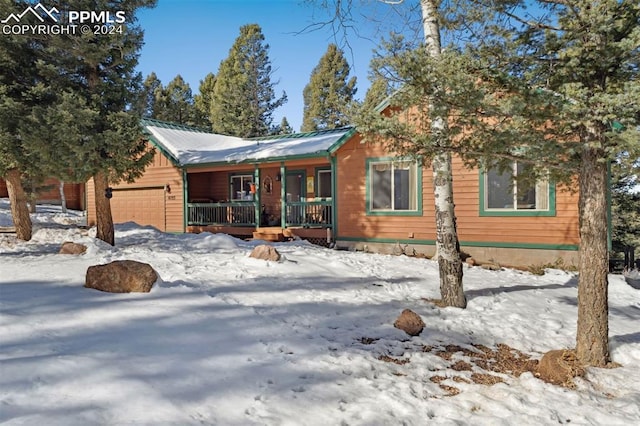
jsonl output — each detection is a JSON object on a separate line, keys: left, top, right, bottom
{"left": 0, "top": 178, "right": 85, "bottom": 210}
{"left": 335, "top": 133, "right": 580, "bottom": 247}
{"left": 87, "top": 147, "right": 184, "bottom": 232}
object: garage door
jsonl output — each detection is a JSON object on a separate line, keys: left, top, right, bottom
{"left": 110, "top": 188, "right": 166, "bottom": 231}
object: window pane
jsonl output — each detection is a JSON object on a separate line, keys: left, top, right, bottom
{"left": 318, "top": 170, "right": 332, "bottom": 198}
{"left": 487, "top": 168, "right": 513, "bottom": 209}
{"left": 394, "top": 168, "right": 410, "bottom": 210}
{"left": 371, "top": 164, "right": 392, "bottom": 210}
{"left": 535, "top": 180, "right": 549, "bottom": 210}
{"left": 231, "top": 175, "right": 253, "bottom": 200}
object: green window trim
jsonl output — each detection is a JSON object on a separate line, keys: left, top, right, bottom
{"left": 365, "top": 157, "right": 423, "bottom": 217}
{"left": 478, "top": 167, "right": 557, "bottom": 217}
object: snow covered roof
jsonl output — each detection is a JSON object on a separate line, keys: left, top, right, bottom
{"left": 141, "top": 119, "right": 355, "bottom": 166}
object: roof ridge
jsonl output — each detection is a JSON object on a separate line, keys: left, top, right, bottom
{"left": 248, "top": 126, "right": 354, "bottom": 141}
{"left": 140, "top": 117, "right": 211, "bottom": 133}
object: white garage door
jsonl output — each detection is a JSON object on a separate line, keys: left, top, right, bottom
{"left": 110, "top": 188, "right": 166, "bottom": 231}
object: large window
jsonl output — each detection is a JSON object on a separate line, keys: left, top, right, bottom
{"left": 367, "top": 159, "right": 420, "bottom": 214}
{"left": 230, "top": 174, "right": 254, "bottom": 201}
{"left": 481, "top": 162, "right": 554, "bottom": 216}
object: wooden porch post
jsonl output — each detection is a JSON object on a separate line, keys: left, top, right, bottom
{"left": 280, "top": 162, "right": 286, "bottom": 228}
{"left": 254, "top": 164, "right": 260, "bottom": 228}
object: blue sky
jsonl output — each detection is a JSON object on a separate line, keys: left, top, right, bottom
{"left": 135, "top": 0, "right": 419, "bottom": 131}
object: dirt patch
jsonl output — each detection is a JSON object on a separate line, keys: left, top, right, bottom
{"left": 375, "top": 342, "right": 540, "bottom": 396}
{"left": 378, "top": 355, "right": 410, "bottom": 365}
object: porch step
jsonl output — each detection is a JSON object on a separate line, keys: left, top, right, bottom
{"left": 253, "top": 227, "right": 284, "bottom": 242}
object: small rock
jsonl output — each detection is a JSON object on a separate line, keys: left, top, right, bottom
{"left": 465, "top": 257, "right": 477, "bottom": 266}
{"left": 249, "top": 244, "right": 281, "bottom": 262}
{"left": 85, "top": 260, "right": 158, "bottom": 293}
{"left": 394, "top": 309, "right": 425, "bottom": 336}
{"left": 59, "top": 241, "right": 87, "bottom": 255}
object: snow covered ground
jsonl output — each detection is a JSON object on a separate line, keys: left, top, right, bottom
{"left": 1, "top": 198, "right": 639, "bottom": 425}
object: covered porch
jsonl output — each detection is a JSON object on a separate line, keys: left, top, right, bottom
{"left": 185, "top": 159, "right": 334, "bottom": 242}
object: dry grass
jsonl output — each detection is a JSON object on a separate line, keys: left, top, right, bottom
{"left": 377, "top": 342, "right": 540, "bottom": 396}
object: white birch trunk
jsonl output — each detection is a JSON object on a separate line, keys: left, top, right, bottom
{"left": 59, "top": 181, "right": 67, "bottom": 213}
{"left": 421, "top": 0, "right": 466, "bottom": 307}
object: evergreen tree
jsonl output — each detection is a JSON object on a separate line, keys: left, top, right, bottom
{"left": 279, "top": 117, "right": 294, "bottom": 134}
{"left": 302, "top": 44, "right": 357, "bottom": 131}
{"left": 210, "top": 24, "right": 287, "bottom": 137}
{"left": 0, "top": 0, "right": 49, "bottom": 240}
{"left": 134, "top": 72, "right": 163, "bottom": 118}
{"left": 155, "top": 75, "right": 197, "bottom": 125}
{"left": 194, "top": 72, "right": 215, "bottom": 128}
{"left": 40, "top": 0, "right": 157, "bottom": 245}
{"left": 457, "top": 0, "right": 639, "bottom": 367}
{"left": 361, "top": 77, "right": 390, "bottom": 113}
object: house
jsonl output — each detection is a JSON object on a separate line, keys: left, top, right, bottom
{"left": 87, "top": 119, "right": 353, "bottom": 244}
{"left": 87, "top": 118, "right": 581, "bottom": 268}
{"left": 0, "top": 177, "right": 85, "bottom": 211}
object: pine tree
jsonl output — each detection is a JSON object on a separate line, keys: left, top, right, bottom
{"left": 361, "top": 77, "right": 390, "bottom": 113}
{"left": 210, "top": 24, "right": 287, "bottom": 137}
{"left": 457, "top": 0, "right": 639, "bottom": 367}
{"left": 0, "top": 0, "right": 47, "bottom": 240}
{"left": 154, "top": 75, "right": 197, "bottom": 125}
{"left": 40, "top": 0, "right": 157, "bottom": 245}
{"left": 194, "top": 72, "right": 215, "bottom": 128}
{"left": 134, "top": 72, "right": 163, "bottom": 118}
{"left": 302, "top": 44, "right": 357, "bottom": 132}
{"left": 279, "top": 117, "right": 294, "bottom": 134}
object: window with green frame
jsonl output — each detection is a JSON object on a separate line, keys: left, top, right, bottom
{"left": 480, "top": 162, "right": 555, "bottom": 216}
{"left": 367, "top": 158, "right": 421, "bottom": 214}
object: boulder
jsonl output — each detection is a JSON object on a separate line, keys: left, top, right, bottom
{"left": 85, "top": 260, "right": 158, "bottom": 293}
{"left": 59, "top": 241, "right": 87, "bottom": 255}
{"left": 249, "top": 244, "right": 281, "bottom": 262}
{"left": 536, "top": 349, "right": 585, "bottom": 386}
{"left": 394, "top": 309, "right": 425, "bottom": 337}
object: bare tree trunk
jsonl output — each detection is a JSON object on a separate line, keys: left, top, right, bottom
{"left": 93, "top": 171, "right": 115, "bottom": 246}
{"left": 421, "top": 0, "right": 465, "bottom": 307}
{"left": 576, "top": 144, "right": 610, "bottom": 367}
{"left": 5, "top": 168, "right": 32, "bottom": 241}
{"left": 59, "top": 181, "right": 67, "bottom": 213}
{"left": 433, "top": 153, "right": 466, "bottom": 307}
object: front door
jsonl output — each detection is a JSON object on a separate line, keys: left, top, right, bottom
{"left": 285, "top": 171, "right": 305, "bottom": 225}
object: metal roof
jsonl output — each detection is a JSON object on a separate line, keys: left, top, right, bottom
{"left": 141, "top": 119, "right": 355, "bottom": 166}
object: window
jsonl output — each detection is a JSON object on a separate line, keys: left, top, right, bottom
{"left": 367, "top": 159, "right": 420, "bottom": 213}
{"left": 316, "top": 169, "right": 332, "bottom": 198}
{"left": 481, "top": 162, "right": 555, "bottom": 216}
{"left": 230, "top": 174, "right": 254, "bottom": 201}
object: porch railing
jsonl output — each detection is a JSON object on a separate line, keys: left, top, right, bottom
{"left": 187, "top": 202, "right": 256, "bottom": 226}
{"left": 285, "top": 200, "right": 333, "bottom": 228}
